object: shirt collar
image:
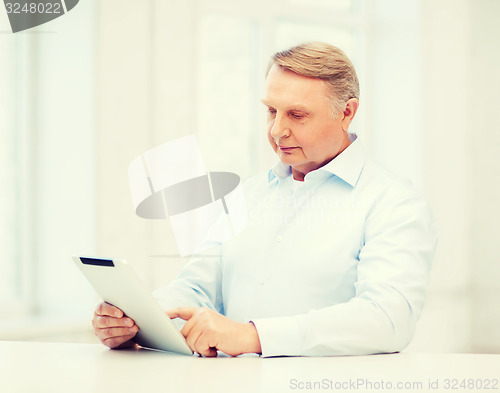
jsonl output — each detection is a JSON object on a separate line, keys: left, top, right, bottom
{"left": 268, "top": 133, "right": 365, "bottom": 187}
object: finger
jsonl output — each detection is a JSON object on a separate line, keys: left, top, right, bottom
{"left": 166, "top": 307, "right": 197, "bottom": 321}
{"left": 96, "top": 325, "right": 138, "bottom": 341}
{"left": 179, "top": 312, "right": 200, "bottom": 338}
{"left": 198, "top": 346, "right": 218, "bottom": 357}
{"left": 206, "top": 348, "right": 218, "bottom": 357}
{"left": 114, "top": 338, "right": 138, "bottom": 350}
{"left": 93, "top": 315, "right": 135, "bottom": 329}
{"left": 193, "top": 332, "right": 218, "bottom": 358}
{"left": 95, "top": 302, "right": 123, "bottom": 318}
{"left": 102, "top": 333, "right": 137, "bottom": 349}
{"left": 179, "top": 308, "right": 210, "bottom": 338}
{"left": 184, "top": 323, "right": 203, "bottom": 353}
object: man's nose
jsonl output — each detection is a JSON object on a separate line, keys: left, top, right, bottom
{"left": 270, "top": 114, "right": 290, "bottom": 140}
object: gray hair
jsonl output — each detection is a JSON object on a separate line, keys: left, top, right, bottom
{"left": 268, "top": 42, "right": 360, "bottom": 117}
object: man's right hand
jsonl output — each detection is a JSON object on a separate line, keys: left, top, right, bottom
{"left": 92, "top": 302, "right": 139, "bottom": 349}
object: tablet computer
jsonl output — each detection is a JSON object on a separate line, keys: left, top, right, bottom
{"left": 73, "top": 256, "right": 193, "bottom": 355}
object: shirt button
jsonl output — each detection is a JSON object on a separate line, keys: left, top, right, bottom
{"left": 259, "top": 279, "right": 265, "bottom": 285}
{"left": 276, "top": 236, "right": 282, "bottom": 242}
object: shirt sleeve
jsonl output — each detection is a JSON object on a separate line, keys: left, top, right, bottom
{"left": 152, "top": 245, "right": 224, "bottom": 329}
{"left": 251, "top": 192, "right": 437, "bottom": 357}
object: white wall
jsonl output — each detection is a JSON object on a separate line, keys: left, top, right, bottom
{"left": 406, "top": 0, "right": 500, "bottom": 354}
{"left": 466, "top": 0, "right": 500, "bottom": 353}
{"left": 364, "top": 0, "right": 423, "bottom": 189}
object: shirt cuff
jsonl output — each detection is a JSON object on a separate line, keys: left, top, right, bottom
{"left": 250, "top": 316, "right": 302, "bottom": 357}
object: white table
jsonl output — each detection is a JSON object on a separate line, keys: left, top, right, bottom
{"left": 1, "top": 341, "right": 499, "bottom": 393}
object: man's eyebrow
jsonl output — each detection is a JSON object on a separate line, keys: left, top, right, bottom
{"left": 260, "top": 99, "right": 309, "bottom": 111}
{"left": 287, "top": 105, "right": 309, "bottom": 112}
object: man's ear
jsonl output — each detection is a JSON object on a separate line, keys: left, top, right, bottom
{"left": 341, "top": 98, "right": 359, "bottom": 132}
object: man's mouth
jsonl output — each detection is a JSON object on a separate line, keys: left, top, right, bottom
{"left": 278, "top": 145, "right": 298, "bottom": 152}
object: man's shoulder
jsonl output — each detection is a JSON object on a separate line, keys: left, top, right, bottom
{"left": 358, "top": 158, "right": 426, "bottom": 206}
{"left": 358, "top": 159, "right": 436, "bottom": 243}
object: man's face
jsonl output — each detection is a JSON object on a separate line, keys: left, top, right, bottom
{"left": 263, "top": 65, "right": 351, "bottom": 181}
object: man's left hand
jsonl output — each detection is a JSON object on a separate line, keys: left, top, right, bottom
{"left": 166, "top": 307, "right": 262, "bottom": 357}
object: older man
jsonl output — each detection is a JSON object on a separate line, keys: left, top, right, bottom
{"left": 92, "top": 42, "right": 436, "bottom": 357}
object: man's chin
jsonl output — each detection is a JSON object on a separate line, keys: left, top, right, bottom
{"left": 278, "top": 154, "right": 298, "bottom": 165}
{"left": 278, "top": 155, "right": 291, "bottom": 165}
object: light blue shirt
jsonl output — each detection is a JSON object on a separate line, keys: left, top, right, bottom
{"left": 153, "top": 135, "right": 437, "bottom": 357}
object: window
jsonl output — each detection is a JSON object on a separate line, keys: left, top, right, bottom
{"left": 0, "top": 34, "right": 32, "bottom": 318}
{"left": 0, "top": 2, "right": 97, "bottom": 332}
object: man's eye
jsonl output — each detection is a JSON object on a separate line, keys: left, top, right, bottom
{"left": 267, "top": 108, "right": 277, "bottom": 116}
{"left": 290, "top": 113, "right": 304, "bottom": 119}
